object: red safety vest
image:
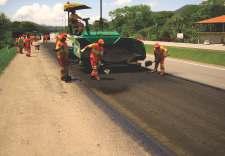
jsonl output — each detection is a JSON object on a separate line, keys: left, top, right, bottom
{"left": 24, "top": 38, "right": 31, "bottom": 49}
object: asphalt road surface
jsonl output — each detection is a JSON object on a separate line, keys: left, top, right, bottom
{"left": 47, "top": 42, "right": 225, "bottom": 156}
{"left": 145, "top": 55, "right": 225, "bottom": 90}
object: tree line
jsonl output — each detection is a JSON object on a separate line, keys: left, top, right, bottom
{"left": 0, "top": 0, "right": 225, "bottom": 48}
{"left": 0, "top": 13, "right": 63, "bottom": 49}
{"left": 100, "top": 0, "right": 225, "bottom": 42}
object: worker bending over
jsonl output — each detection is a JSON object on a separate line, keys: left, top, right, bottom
{"left": 55, "top": 33, "right": 72, "bottom": 82}
{"left": 81, "top": 39, "right": 105, "bottom": 80}
{"left": 153, "top": 43, "right": 168, "bottom": 76}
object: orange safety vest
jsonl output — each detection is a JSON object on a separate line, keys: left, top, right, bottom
{"left": 56, "top": 40, "right": 69, "bottom": 66}
{"left": 154, "top": 46, "right": 168, "bottom": 61}
{"left": 90, "top": 43, "right": 103, "bottom": 58}
{"left": 24, "top": 38, "right": 31, "bottom": 49}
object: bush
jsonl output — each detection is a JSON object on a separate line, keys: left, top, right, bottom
{"left": 0, "top": 31, "right": 14, "bottom": 49}
{"left": 0, "top": 47, "right": 16, "bottom": 73}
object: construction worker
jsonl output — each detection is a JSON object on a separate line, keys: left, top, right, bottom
{"left": 55, "top": 33, "right": 72, "bottom": 82}
{"left": 81, "top": 39, "right": 104, "bottom": 80}
{"left": 43, "top": 33, "right": 48, "bottom": 44}
{"left": 18, "top": 35, "right": 24, "bottom": 54}
{"left": 152, "top": 43, "right": 168, "bottom": 76}
{"left": 32, "top": 35, "right": 40, "bottom": 52}
{"left": 24, "top": 34, "right": 32, "bottom": 57}
{"left": 69, "top": 10, "right": 84, "bottom": 35}
{"left": 55, "top": 34, "right": 61, "bottom": 46}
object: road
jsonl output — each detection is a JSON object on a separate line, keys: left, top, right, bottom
{"left": 143, "top": 41, "right": 225, "bottom": 51}
{"left": 144, "top": 55, "right": 225, "bottom": 90}
{"left": 71, "top": 66, "right": 225, "bottom": 156}
{"left": 41, "top": 41, "right": 225, "bottom": 156}
{"left": 0, "top": 44, "right": 153, "bottom": 156}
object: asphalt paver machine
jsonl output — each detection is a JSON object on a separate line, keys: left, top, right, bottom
{"left": 64, "top": 1, "right": 148, "bottom": 72}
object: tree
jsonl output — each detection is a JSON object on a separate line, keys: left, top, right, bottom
{"left": 91, "top": 18, "right": 110, "bottom": 31}
{"left": 0, "top": 13, "right": 12, "bottom": 48}
{"left": 200, "top": 0, "right": 225, "bottom": 18}
{"left": 109, "top": 5, "right": 152, "bottom": 35}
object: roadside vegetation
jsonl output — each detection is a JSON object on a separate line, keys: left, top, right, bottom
{"left": 0, "top": 13, "right": 62, "bottom": 73}
{"left": 0, "top": 47, "right": 16, "bottom": 73}
{"left": 145, "top": 44, "right": 225, "bottom": 67}
{"left": 0, "top": 13, "right": 63, "bottom": 49}
{"left": 98, "top": 0, "right": 225, "bottom": 43}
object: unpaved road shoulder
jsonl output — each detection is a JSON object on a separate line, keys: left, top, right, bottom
{"left": 0, "top": 46, "right": 151, "bottom": 156}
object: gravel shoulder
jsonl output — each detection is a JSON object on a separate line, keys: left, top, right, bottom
{"left": 0, "top": 45, "right": 151, "bottom": 156}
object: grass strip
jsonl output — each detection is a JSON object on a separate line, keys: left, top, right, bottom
{"left": 145, "top": 44, "right": 225, "bottom": 67}
{"left": 0, "top": 47, "right": 16, "bottom": 74}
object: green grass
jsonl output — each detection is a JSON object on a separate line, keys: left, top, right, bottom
{"left": 145, "top": 44, "right": 225, "bottom": 67}
{"left": 0, "top": 47, "right": 16, "bottom": 74}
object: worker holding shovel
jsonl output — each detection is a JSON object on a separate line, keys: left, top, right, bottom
{"left": 81, "top": 39, "right": 105, "bottom": 80}
{"left": 152, "top": 43, "right": 168, "bottom": 76}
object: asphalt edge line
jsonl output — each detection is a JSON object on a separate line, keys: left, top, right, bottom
{"left": 165, "top": 72, "right": 225, "bottom": 92}
{"left": 75, "top": 81, "right": 177, "bottom": 156}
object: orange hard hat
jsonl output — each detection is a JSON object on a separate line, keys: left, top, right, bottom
{"left": 98, "top": 39, "right": 104, "bottom": 45}
{"left": 154, "top": 43, "right": 160, "bottom": 48}
{"left": 57, "top": 35, "right": 62, "bottom": 40}
{"left": 58, "top": 33, "right": 67, "bottom": 40}
{"left": 61, "top": 33, "right": 67, "bottom": 38}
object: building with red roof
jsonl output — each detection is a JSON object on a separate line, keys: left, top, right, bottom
{"left": 196, "top": 15, "right": 225, "bottom": 44}
{"left": 197, "top": 15, "right": 225, "bottom": 24}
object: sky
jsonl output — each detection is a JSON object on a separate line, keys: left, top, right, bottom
{"left": 0, "top": 0, "right": 203, "bottom": 26}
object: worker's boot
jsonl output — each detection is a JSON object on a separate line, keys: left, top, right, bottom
{"left": 65, "top": 75, "right": 72, "bottom": 82}
{"left": 61, "top": 76, "right": 66, "bottom": 81}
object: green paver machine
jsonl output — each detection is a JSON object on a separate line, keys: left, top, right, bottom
{"left": 64, "top": 1, "right": 148, "bottom": 71}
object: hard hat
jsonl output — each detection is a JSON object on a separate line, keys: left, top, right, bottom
{"left": 57, "top": 34, "right": 62, "bottom": 40}
{"left": 154, "top": 43, "right": 160, "bottom": 48}
{"left": 59, "top": 33, "right": 67, "bottom": 40}
{"left": 61, "top": 33, "right": 67, "bottom": 38}
{"left": 98, "top": 39, "right": 104, "bottom": 45}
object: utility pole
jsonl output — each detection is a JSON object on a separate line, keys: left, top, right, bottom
{"left": 100, "top": 0, "right": 103, "bottom": 31}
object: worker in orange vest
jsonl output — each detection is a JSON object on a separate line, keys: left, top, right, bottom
{"left": 55, "top": 33, "right": 72, "bottom": 82}
{"left": 24, "top": 34, "right": 32, "bottom": 57}
{"left": 55, "top": 34, "right": 61, "bottom": 46}
{"left": 81, "top": 39, "right": 104, "bottom": 80}
{"left": 152, "top": 43, "right": 168, "bottom": 75}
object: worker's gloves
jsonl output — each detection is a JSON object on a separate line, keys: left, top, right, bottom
{"left": 80, "top": 48, "right": 85, "bottom": 53}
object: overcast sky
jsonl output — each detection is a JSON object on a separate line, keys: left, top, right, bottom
{"left": 0, "top": 0, "right": 203, "bottom": 26}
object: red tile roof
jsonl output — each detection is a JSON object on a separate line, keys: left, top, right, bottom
{"left": 197, "top": 15, "right": 225, "bottom": 24}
